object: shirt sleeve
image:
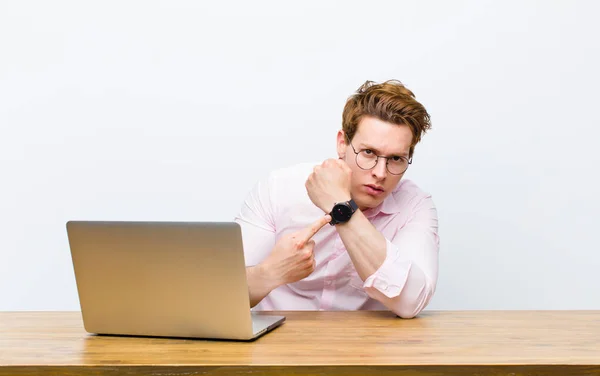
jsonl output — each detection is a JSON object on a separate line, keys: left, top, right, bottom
{"left": 234, "top": 173, "right": 278, "bottom": 267}
{"left": 362, "top": 195, "right": 440, "bottom": 318}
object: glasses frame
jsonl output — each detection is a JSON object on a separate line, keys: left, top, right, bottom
{"left": 345, "top": 135, "right": 412, "bottom": 175}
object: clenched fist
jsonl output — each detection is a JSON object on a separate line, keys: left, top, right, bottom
{"left": 305, "top": 158, "right": 352, "bottom": 213}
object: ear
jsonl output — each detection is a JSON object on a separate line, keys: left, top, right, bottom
{"left": 336, "top": 130, "right": 347, "bottom": 159}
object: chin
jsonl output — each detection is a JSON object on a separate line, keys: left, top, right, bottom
{"left": 355, "top": 193, "right": 384, "bottom": 211}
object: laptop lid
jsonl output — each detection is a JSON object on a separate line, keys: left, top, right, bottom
{"left": 66, "top": 221, "right": 273, "bottom": 340}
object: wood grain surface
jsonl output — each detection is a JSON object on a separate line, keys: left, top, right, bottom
{"left": 1, "top": 310, "right": 599, "bottom": 375}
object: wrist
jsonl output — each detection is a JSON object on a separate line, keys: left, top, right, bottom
{"left": 256, "top": 262, "right": 283, "bottom": 291}
{"left": 325, "top": 194, "right": 352, "bottom": 213}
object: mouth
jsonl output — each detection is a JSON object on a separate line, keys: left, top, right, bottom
{"left": 364, "top": 184, "right": 385, "bottom": 196}
{"left": 366, "top": 184, "right": 384, "bottom": 191}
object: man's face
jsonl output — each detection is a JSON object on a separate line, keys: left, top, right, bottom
{"left": 337, "top": 116, "right": 413, "bottom": 211}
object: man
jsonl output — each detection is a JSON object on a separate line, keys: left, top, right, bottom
{"left": 235, "top": 80, "right": 439, "bottom": 318}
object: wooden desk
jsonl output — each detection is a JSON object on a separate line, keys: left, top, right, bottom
{"left": 1, "top": 310, "right": 599, "bottom": 375}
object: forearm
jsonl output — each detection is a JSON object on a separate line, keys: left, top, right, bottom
{"left": 335, "top": 209, "right": 387, "bottom": 281}
{"left": 246, "top": 264, "right": 278, "bottom": 308}
{"left": 336, "top": 210, "right": 436, "bottom": 318}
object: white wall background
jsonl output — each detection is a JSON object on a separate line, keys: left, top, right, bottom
{"left": 1, "top": 0, "right": 599, "bottom": 311}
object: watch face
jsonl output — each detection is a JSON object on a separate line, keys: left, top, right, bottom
{"left": 332, "top": 203, "right": 353, "bottom": 222}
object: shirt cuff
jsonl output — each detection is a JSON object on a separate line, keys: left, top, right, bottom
{"left": 363, "top": 239, "right": 412, "bottom": 298}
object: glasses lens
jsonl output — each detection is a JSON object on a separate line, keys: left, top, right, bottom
{"left": 387, "top": 159, "right": 409, "bottom": 175}
{"left": 356, "top": 151, "right": 377, "bottom": 170}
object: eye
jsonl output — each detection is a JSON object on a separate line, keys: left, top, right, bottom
{"left": 364, "top": 149, "right": 374, "bottom": 155}
{"left": 391, "top": 156, "right": 402, "bottom": 162}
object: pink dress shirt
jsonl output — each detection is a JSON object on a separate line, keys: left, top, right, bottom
{"left": 234, "top": 162, "right": 440, "bottom": 318}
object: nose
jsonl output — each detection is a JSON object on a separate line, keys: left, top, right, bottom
{"left": 371, "top": 157, "right": 387, "bottom": 180}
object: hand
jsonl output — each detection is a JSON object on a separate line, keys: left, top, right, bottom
{"left": 260, "top": 214, "right": 331, "bottom": 287}
{"left": 305, "top": 158, "right": 352, "bottom": 213}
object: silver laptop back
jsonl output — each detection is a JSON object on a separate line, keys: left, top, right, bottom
{"left": 66, "top": 221, "right": 284, "bottom": 340}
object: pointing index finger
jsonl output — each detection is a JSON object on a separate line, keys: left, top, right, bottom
{"left": 298, "top": 214, "right": 332, "bottom": 246}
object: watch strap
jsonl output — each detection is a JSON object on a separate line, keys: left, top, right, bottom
{"left": 348, "top": 198, "right": 358, "bottom": 211}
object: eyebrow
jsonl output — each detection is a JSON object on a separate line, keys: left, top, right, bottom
{"left": 358, "top": 143, "right": 409, "bottom": 158}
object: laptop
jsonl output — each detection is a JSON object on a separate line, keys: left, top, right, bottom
{"left": 66, "top": 220, "right": 285, "bottom": 341}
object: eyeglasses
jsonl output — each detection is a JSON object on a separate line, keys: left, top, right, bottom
{"left": 346, "top": 135, "right": 412, "bottom": 175}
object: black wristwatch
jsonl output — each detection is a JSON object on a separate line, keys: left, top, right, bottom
{"left": 329, "top": 199, "right": 358, "bottom": 225}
